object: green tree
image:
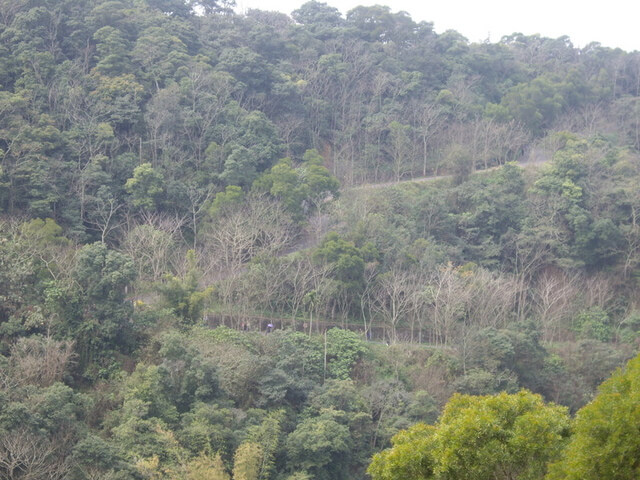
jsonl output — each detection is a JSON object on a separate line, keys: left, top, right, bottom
{"left": 132, "top": 26, "right": 189, "bottom": 91}
{"left": 291, "top": 1, "right": 344, "bottom": 39}
{"left": 252, "top": 151, "right": 339, "bottom": 218}
{"left": 496, "top": 75, "right": 568, "bottom": 135}
{"left": 233, "top": 442, "right": 264, "bottom": 480}
{"left": 89, "top": 73, "right": 144, "bottom": 129}
{"left": 527, "top": 137, "right": 622, "bottom": 267}
{"left": 572, "top": 307, "right": 612, "bottom": 342}
{"left": 0, "top": 382, "right": 92, "bottom": 480}
{"left": 252, "top": 158, "right": 307, "bottom": 217}
{"left": 209, "top": 185, "right": 244, "bottom": 218}
{"left": 325, "top": 328, "right": 368, "bottom": 380}
{"left": 367, "top": 423, "right": 437, "bottom": 480}
{"left": 125, "top": 162, "right": 165, "bottom": 210}
{"left": 216, "top": 47, "right": 274, "bottom": 92}
{"left": 186, "top": 452, "right": 230, "bottom": 480}
{"left": 313, "top": 232, "right": 366, "bottom": 290}
{"left": 286, "top": 409, "right": 352, "bottom": 480}
{"left": 546, "top": 353, "right": 640, "bottom": 480}
{"left": 369, "top": 390, "right": 570, "bottom": 480}
{"left": 446, "top": 144, "right": 473, "bottom": 185}
{"left": 70, "top": 434, "right": 137, "bottom": 479}
{"left": 245, "top": 410, "right": 284, "bottom": 480}
{"left": 221, "top": 111, "right": 283, "bottom": 187}
{"left": 62, "top": 242, "right": 136, "bottom": 370}
{"left": 157, "top": 250, "right": 213, "bottom": 326}
{"left": 92, "top": 26, "right": 132, "bottom": 76}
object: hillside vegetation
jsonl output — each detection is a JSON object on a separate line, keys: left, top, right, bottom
{"left": 1, "top": 0, "right": 640, "bottom": 479}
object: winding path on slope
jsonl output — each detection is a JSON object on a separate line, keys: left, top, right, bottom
{"left": 349, "top": 154, "right": 550, "bottom": 191}
{"left": 299, "top": 154, "right": 552, "bottom": 248}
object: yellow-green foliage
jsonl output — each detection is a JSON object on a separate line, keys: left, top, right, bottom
{"left": 186, "top": 452, "right": 230, "bottom": 480}
{"left": 233, "top": 442, "right": 264, "bottom": 480}
{"left": 546, "top": 353, "right": 640, "bottom": 480}
{"left": 368, "top": 423, "right": 437, "bottom": 480}
{"left": 369, "top": 390, "right": 570, "bottom": 480}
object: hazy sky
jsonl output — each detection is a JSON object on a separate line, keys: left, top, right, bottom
{"left": 235, "top": 0, "right": 640, "bottom": 52}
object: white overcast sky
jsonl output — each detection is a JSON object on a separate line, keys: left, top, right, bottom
{"left": 235, "top": 0, "right": 640, "bottom": 52}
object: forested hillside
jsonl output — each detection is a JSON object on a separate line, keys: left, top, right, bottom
{"left": 1, "top": 0, "right": 640, "bottom": 478}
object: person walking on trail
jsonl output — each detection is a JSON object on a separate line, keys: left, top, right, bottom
{"left": 267, "top": 323, "right": 274, "bottom": 333}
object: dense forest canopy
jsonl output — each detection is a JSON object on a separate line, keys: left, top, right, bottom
{"left": 1, "top": 0, "right": 640, "bottom": 478}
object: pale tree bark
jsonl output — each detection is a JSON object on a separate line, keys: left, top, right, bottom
{"left": 532, "top": 271, "right": 580, "bottom": 343}
{"left": 200, "top": 195, "right": 295, "bottom": 318}
{"left": 0, "top": 429, "right": 73, "bottom": 480}
{"left": 371, "top": 268, "right": 424, "bottom": 344}
{"left": 85, "top": 195, "right": 124, "bottom": 243}
{"left": 6, "top": 336, "right": 74, "bottom": 388}
{"left": 121, "top": 212, "right": 185, "bottom": 283}
{"left": 425, "top": 264, "right": 471, "bottom": 346}
{"left": 410, "top": 100, "right": 445, "bottom": 177}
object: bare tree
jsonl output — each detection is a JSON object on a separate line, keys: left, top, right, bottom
{"left": 281, "top": 254, "right": 334, "bottom": 328}
{"left": 455, "top": 269, "right": 520, "bottom": 371}
{"left": 494, "top": 119, "right": 530, "bottom": 165}
{"left": 452, "top": 116, "right": 529, "bottom": 171}
{"left": 614, "top": 176, "right": 640, "bottom": 278}
{"left": 276, "top": 114, "right": 306, "bottom": 159}
{"left": 553, "top": 102, "right": 608, "bottom": 137}
{"left": 371, "top": 268, "right": 422, "bottom": 344}
{"left": 424, "top": 264, "right": 471, "bottom": 346}
{"left": 386, "top": 121, "right": 414, "bottom": 182}
{"left": 201, "top": 195, "right": 295, "bottom": 317}
{"left": 185, "top": 182, "right": 214, "bottom": 250}
{"left": 613, "top": 96, "right": 640, "bottom": 150}
{"left": 84, "top": 193, "right": 125, "bottom": 243}
{"left": 359, "top": 262, "right": 379, "bottom": 339}
{"left": 507, "top": 232, "right": 552, "bottom": 322}
{"left": 411, "top": 100, "right": 446, "bottom": 176}
{"left": 6, "top": 336, "right": 74, "bottom": 388}
{"left": 583, "top": 273, "right": 616, "bottom": 310}
{"left": 121, "top": 212, "right": 185, "bottom": 283}
{"left": 467, "top": 269, "right": 519, "bottom": 330}
{"left": 202, "top": 194, "right": 295, "bottom": 277}
{"left": 532, "top": 270, "right": 581, "bottom": 343}
{"left": 0, "top": 429, "right": 73, "bottom": 480}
